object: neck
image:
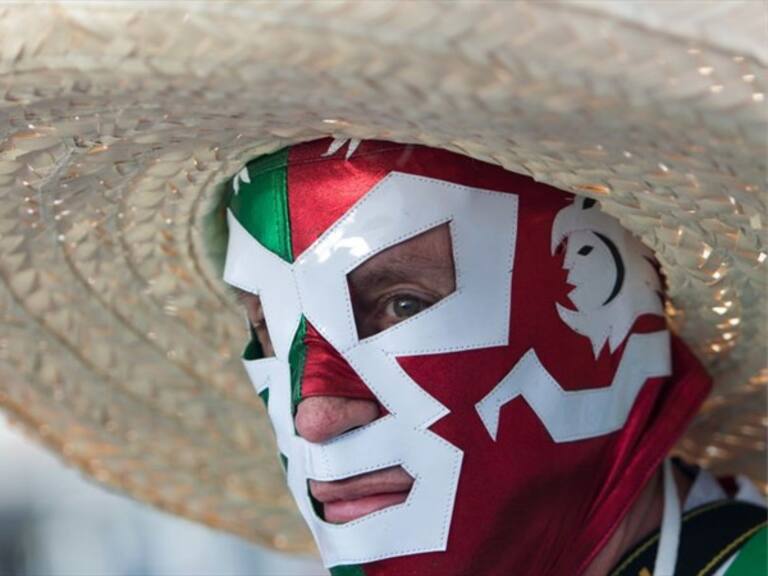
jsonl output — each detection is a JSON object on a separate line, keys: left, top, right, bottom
{"left": 583, "top": 463, "right": 692, "bottom": 576}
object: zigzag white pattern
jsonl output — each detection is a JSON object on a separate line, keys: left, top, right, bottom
{"left": 475, "top": 331, "right": 671, "bottom": 443}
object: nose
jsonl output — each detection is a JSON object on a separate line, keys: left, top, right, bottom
{"left": 295, "top": 396, "right": 380, "bottom": 444}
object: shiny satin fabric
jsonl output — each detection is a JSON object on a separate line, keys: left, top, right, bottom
{"left": 229, "top": 138, "right": 712, "bottom": 575}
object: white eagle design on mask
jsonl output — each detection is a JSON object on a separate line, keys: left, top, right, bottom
{"left": 551, "top": 197, "right": 664, "bottom": 357}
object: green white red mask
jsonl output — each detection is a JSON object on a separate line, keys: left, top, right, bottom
{"left": 223, "top": 139, "right": 711, "bottom": 575}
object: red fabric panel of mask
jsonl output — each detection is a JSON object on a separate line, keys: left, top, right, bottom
{"left": 284, "top": 138, "right": 711, "bottom": 576}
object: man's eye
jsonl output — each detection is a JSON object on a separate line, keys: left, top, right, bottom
{"left": 384, "top": 295, "right": 430, "bottom": 319}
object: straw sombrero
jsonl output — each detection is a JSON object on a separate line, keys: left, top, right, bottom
{"left": 0, "top": 1, "right": 765, "bottom": 554}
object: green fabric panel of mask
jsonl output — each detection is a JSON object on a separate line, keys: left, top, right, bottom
{"left": 330, "top": 564, "right": 366, "bottom": 576}
{"left": 289, "top": 316, "right": 308, "bottom": 415}
{"left": 226, "top": 149, "right": 322, "bottom": 543}
{"left": 226, "top": 146, "right": 308, "bottom": 413}
{"left": 227, "top": 147, "right": 292, "bottom": 263}
{"left": 226, "top": 145, "right": 308, "bottom": 442}
{"left": 226, "top": 150, "right": 370, "bottom": 576}
{"left": 227, "top": 146, "right": 293, "bottom": 368}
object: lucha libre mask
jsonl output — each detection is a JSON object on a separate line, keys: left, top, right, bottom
{"left": 222, "top": 139, "right": 711, "bottom": 576}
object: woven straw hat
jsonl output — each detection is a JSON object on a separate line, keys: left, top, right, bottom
{"left": 0, "top": 1, "right": 765, "bottom": 554}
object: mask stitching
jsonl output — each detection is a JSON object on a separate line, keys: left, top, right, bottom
{"left": 316, "top": 440, "right": 461, "bottom": 561}
{"left": 356, "top": 288, "right": 464, "bottom": 350}
{"left": 342, "top": 348, "right": 447, "bottom": 429}
{"left": 289, "top": 174, "right": 507, "bottom": 555}
{"left": 223, "top": 210, "right": 290, "bottom": 297}
{"left": 228, "top": 173, "right": 515, "bottom": 565}
{"left": 321, "top": 492, "right": 412, "bottom": 530}
{"left": 311, "top": 457, "right": 404, "bottom": 484}
{"left": 295, "top": 172, "right": 513, "bottom": 270}
{"left": 478, "top": 332, "right": 670, "bottom": 444}
{"left": 341, "top": 215, "right": 453, "bottom": 350}
{"left": 293, "top": 172, "right": 516, "bottom": 353}
{"left": 339, "top": 215, "right": 454, "bottom": 348}
{"left": 319, "top": 349, "right": 460, "bottom": 553}
{"left": 355, "top": 189, "right": 516, "bottom": 355}
{"left": 525, "top": 333, "right": 670, "bottom": 442}
{"left": 228, "top": 203, "right": 457, "bottom": 557}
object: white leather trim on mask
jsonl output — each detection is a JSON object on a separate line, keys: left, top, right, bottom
{"left": 475, "top": 330, "right": 671, "bottom": 442}
{"left": 224, "top": 173, "right": 519, "bottom": 567}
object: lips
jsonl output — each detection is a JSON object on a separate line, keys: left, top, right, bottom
{"left": 309, "top": 465, "right": 414, "bottom": 524}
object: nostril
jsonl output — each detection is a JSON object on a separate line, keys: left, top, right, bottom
{"left": 295, "top": 396, "right": 380, "bottom": 443}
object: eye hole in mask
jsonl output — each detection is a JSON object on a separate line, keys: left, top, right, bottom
{"left": 346, "top": 222, "right": 456, "bottom": 340}
{"left": 234, "top": 291, "right": 275, "bottom": 359}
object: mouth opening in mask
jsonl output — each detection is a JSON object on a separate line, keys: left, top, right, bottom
{"left": 308, "top": 465, "right": 415, "bottom": 524}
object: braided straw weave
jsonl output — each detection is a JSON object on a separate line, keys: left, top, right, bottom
{"left": 0, "top": 2, "right": 765, "bottom": 553}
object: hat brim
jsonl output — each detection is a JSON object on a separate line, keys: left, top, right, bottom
{"left": 0, "top": 2, "right": 765, "bottom": 553}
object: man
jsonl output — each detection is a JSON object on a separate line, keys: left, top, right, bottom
{"left": 0, "top": 4, "right": 764, "bottom": 576}
{"left": 222, "top": 138, "right": 765, "bottom": 575}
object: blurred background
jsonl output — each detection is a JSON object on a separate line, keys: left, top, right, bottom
{"left": 0, "top": 413, "right": 325, "bottom": 576}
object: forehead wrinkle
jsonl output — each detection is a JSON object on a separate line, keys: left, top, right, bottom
{"left": 350, "top": 258, "right": 453, "bottom": 292}
{"left": 362, "top": 239, "right": 451, "bottom": 268}
{"left": 358, "top": 246, "right": 452, "bottom": 273}
{"left": 349, "top": 228, "right": 455, "bottom": 292}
